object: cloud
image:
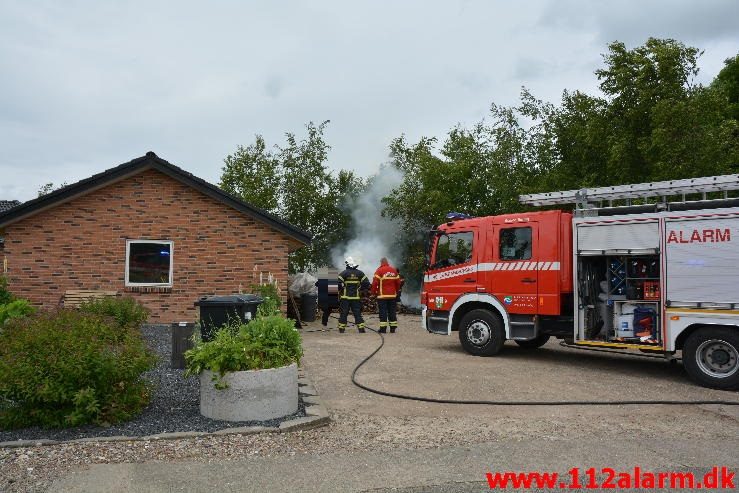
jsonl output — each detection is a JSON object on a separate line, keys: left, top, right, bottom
{"left": 0, "top": 1, "right": 736, "bottom": 202}
{"left": 539, "top": 0, "right": 739, "bottom": 46}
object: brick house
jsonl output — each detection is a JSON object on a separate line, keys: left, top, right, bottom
{"left": 0, "top": 152, "right": 310, "bottom": 322}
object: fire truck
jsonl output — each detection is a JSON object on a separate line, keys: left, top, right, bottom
{"left": 421, "top": 174, "right": 739, "bottom": 389}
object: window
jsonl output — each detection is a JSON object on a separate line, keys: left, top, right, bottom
{"left": 432, "top": 232, "right": 474, "bottom": 269}
{"left": 125, "top": 240, "right": 173, "bottom": 286}
{"left": 499, "top": 227, "right": 532, "bottom": 260}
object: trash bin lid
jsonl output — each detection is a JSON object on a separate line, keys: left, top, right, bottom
{"left": 194, "top": 294, "right": 263, "bottom": 306}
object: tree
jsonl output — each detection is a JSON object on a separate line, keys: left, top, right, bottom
{"left": 540, "top": 39, "right": 737, "bottom": 191}
{"left": 220, "top": 136, "right": 280, "bottom": 214}
{"left": 711, "top": 54, "right": 739, "bottom": 120}
{"left": 595, "top": 38, "right": 702, "bottom": 183}
{"left": 279, "top": 121, "right": 335, "bottom": 272}
{"left": 220, "top": 122, "right": 362, "bottom": 272}
{"left": 37, "top": 182, "right": 68, "bottom": 197}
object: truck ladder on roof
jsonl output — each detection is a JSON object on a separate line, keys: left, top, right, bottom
{"left": 519, "top": 174, "right": 739, "bottom": 210}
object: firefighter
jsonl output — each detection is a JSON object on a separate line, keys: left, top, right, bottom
{"left": 371, "top": 257, "right": 404, "bottom": 333}
{"left": 337, "top": 257, "right": 370, "bottom": 333}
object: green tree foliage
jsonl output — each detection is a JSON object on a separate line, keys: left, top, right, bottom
{"left": 590, "top": 38, "right": 735, "bottom": 182}
{"left": 37, "top": 182, "right": 68, "bottom": 197}
{"left": 383, "top": 95, "right": 554, "bottom": 281}
{"left": 220, "top": 136, "right": 281, "bottom": 214}
{"left": 713, "top": 54, "right": 739, "bottom": 120}
{"left": 221, "top": 122, "right": 365, "bottom": 272}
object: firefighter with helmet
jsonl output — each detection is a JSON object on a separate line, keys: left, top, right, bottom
{"left": 337, "top": 256, "right": 371, "bottom": 333}
{"left": 371, "top": 257, "right": 404, "bottom": 333}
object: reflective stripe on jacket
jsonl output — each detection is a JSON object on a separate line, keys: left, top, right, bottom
{"left": 371, "top": 264, "right": 404, "bottom": 299}
{"left": 338, "top": 268, "right": 370, "bottom": 300}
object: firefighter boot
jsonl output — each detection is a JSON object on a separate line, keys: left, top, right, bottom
{"left": 358, "top": 323, "right": 366, "bottom": 334}
{"left": 378, "top": 322, "right": 387, "bottom": 334}
{"left": 390, "top": 322, "right": 398, "bottom": 333}
{"left": 338, "top": 323, "right": 346, "bottom": 334}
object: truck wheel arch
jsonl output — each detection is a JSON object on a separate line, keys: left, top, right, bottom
{"left": 449, "top": 294, "right": 510, "bottom": 338}
{"left": 674, "top": 323, "right": 739, "bottom": 350}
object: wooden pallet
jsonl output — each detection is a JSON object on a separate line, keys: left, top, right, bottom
{"left": 63, "top": 289, "right": 118, "bottom": 308}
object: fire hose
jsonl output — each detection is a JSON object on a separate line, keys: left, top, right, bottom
{"left": 311, "top": 316, "right": 739, "bottom": 406}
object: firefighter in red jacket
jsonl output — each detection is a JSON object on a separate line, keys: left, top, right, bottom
{"left": 371, "top": 257, "right": 404, "bottom": 333}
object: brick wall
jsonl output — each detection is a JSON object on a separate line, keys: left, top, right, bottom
{"left": 3, "top": 169, "right": 293, "bottom": 322}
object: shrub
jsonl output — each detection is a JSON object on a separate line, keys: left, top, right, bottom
{"left": 251, "top": 283, "right": 281, "bottom": 317}
{"left": 0, "top": 310, "right": 156, "bottom": 429}
{"left": 185, "top": 315, "right": 302, "bottom": 388}
{"left": 79, "top": 296, "right": 150, "bottom": 330}
{"left": 0, "top": 299, "right": 35, "bottom": 326}
{"left": 0, "top": 275, "right": 13, "bottom": 305}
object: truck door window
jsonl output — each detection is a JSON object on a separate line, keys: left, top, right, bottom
{"left": 432, "top": 232, "right": 474, "bottom": 269}
{"left": 499, "top": 227, "right": 532, "bottom": 260}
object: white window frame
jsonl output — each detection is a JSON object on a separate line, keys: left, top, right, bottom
{"left": 125, "top": 239, "right": 174, "bottom": 287}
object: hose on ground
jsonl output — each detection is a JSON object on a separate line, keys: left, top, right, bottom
{"left": 328, "top": 317, "right": 739, "bottom": 406}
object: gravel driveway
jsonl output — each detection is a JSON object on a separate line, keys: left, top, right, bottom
{"left": 0, "top": 324, "right": 305, "bottom": 443}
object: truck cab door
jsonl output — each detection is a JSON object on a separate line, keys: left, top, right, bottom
{"left": 425, "top": 228, "right": 478, "bottom": 334}
{"left": 492, "top": 224, "right": 538, "bottom": 315}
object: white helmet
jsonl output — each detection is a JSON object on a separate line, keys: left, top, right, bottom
{"left": 345, "top": 256, "right": 358, "bottom": 269}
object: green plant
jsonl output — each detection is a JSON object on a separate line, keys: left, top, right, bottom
{"left": 185, "top": 315, "right": 302, "bottom": 389}
{"left": 251, "top": 283, "right": 282, "bottom": 317}
{"left": 0, "top": 275, "right": 13, "bottom": 305}
{"left": 0, "top": 299, "right": 35, "bottom": 326}
{"left": 0, "top": 310, "right": 156, "bottom": 429}
{"left": 79, "top": 296, "right": 150, "bottom": 330}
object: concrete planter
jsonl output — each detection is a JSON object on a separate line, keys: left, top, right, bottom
{"left": 199, "top": 363, "right": 298, "bottom": 421}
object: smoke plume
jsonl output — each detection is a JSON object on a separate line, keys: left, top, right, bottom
{"left": 331, "top": 165, "right": 421, "bottom": 308}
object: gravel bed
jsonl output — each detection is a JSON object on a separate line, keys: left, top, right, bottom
{"left": 0, "top": 324, "right": 305, "bottom": 443}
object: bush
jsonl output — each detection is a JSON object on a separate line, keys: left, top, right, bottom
{"left": 79, "top": 296, "right": 150, "bottom": 330}
{"left": 251, "top": 283, "right": 281, "bottom": 317}
{"left": 0, "top": 310, "right": 156, "bottom": 429}
{"left": 0, "top": 275, "right": 13, "bottom": 305}
{"left": 185, "top": 315, "right": 302, "bottom": 388}
{"left": 0, "top": 299, "right": 35, "bottom": 326}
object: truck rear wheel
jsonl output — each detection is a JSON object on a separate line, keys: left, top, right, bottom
{"left": 683, "top": 327, "right": 739, "bottom": 390}
{"left": 458, "top": 309, "right": 505, "bottom": 356}
{"left": 515, "top": 334, "right": 550, "bottom": 349}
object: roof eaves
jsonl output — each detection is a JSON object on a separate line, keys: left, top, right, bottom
{"left": 0, "top": 153, "right": 312, "bottom": 245}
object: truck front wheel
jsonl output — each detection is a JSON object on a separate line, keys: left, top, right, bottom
{"left": 458, "top": 309, "right": 505, "bottom": 356}
{"left": 683, "top": 327, "right": 739, "bottom": 390}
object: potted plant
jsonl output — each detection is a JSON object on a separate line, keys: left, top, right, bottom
{"left": 184, "top": 314, "right": 303, "bottom": 421}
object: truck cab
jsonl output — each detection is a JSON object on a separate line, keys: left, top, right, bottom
{"left": 422, "top": 210, "right": 573, "bottom": 354}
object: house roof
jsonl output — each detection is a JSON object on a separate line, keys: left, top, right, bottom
{"left": 0, "top": 152, "right": 311, "bottom": 245}
{"left": 0, "top": 200, "right": 20, "bottom": 214}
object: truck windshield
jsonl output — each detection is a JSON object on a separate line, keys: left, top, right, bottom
{"left": 432, "top": 231, "right": 474, "bottom": 269}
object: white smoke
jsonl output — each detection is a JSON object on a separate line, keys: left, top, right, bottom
{"left": 331, "top": 165, "right": 422, "bottom": 308}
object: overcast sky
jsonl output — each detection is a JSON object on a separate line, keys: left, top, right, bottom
{"left": 1, "top": 0, "right": 737, "bottom": 201}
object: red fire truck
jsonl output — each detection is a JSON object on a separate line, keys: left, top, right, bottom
{"left": 421, "top": 175, "right": 739, "bottom": 389}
